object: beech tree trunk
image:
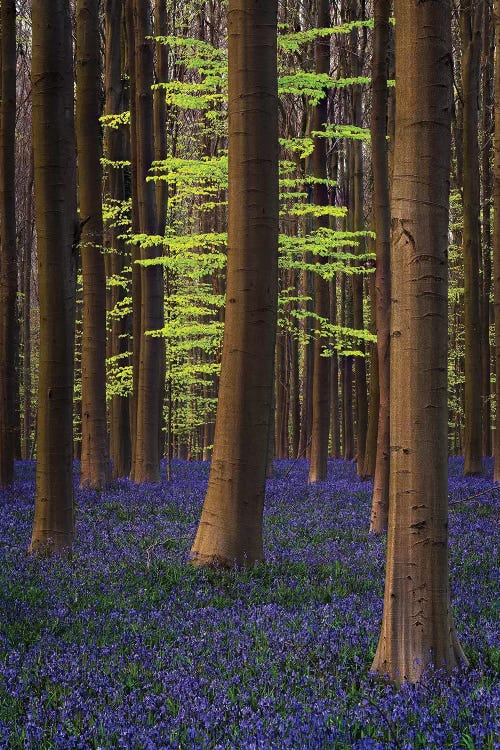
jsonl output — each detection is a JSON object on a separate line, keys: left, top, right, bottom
{"left": 0, "top": 0, "right": 17, "bottom": 486}
{"left": 494, "top": 0, "right": 500, "bottom": 481}
{"left": 461, "top": 0, "right": 484, "bottom": 475}
{"left": 30, "top": 0, "right": 76, "bottom": 554}
{"left": 371, "top": 0, "right": 467, "bottom": 682}
{"left": 105, "top": 0, "right": 132, "bottom": 479}
{"left": 481, "top": 0, "right": 493, "bottom": 457}
{"left": 308, "top": 0, "right": 331, "bottom": 484}
{"left": 190, "top": 0, "right": 279, "bottom": 567}
{"left": 369, "top": 0, "right": 391, "bottom": 532}
{"left": 77, "top": 0, "right": 110, "bottom": 489}
{"left": 130, "top": 0, "right": 166, "bottom": 483}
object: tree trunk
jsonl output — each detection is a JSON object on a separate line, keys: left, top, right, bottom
{"left": 30, "top": 0, "right": 76, "bottom": 554}
{"left": 363, "top": 273, "right": 379, "bottom": 479}
{"left": 461, "top": 0, "right": 484, "bottom": 475}
{"left": 77, "top": 0, "right": 110, "bottom": 489}
{"left": 329, "top": 277, "right": 340, "bottom": 458}
{"left": 308, "top": 0, "right": 331, "bottom": 484}
{"left": 371, "top": 0, "right": 467, "bottom": 682}
{"left": 0, "top": 0, "right": 17, "bottom": 486}
{"left": 105, "top": 0, "right": 132, "bottom": 478}
{"left": 130, "top": 0, "right": 166, "bottom": 483}
{"left": 369, "top": 0, "right": 391, "bottom": 533}
{"left": 190, "top": 0, "right": 279, "bottom": 567}
{"left": 481, "top": 0, "right": 493, "bottom": 457}
{"left": 493, "top": 0, "right": 500, "bottom": 481}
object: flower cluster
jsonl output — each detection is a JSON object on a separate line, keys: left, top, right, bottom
{"left": 0, "top": 458, "right": 498, "bottom": 749}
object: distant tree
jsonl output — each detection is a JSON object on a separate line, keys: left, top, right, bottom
{"left": 461, "top": 0, "right": 484, "bottom": 475}
{"left": 104, "top": 0, "right": 132, "bottom": 479}
{"left": 30, "top": 0, "right": 76, "bottom": 553}
{"left": 0, "top": 0, "right": 17, "bottom": 486}
{"left": 190, "top": 0, "right": 279, "bottom": 566}
{"left": 308, "top": 0, "right": 331, "bottom": 484}
{"left": 77, "top": 0, "right": 110, "bottom": 489}
{"left": 494, "top": 0, "right": 500, "bottom": 482}
{"left": 371, "top": 0, "right": 467, "bottom": 681}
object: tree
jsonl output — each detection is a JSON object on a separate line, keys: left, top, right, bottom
{"left": 494, "top": 0, "right": 500, "bottom": 482}
{"left": 371, "top": 0, "right": 467, "bottom": 682}
{"left": 308, "top": 0, "right": 331, "bottom": 484}
{"left": 369, "top": 0, "right": 391, "bottom": 533}
{"left": 104, "top": 0, "right": 132, "bottom": 479}
{"left": 0, "top": 0, "right": 17, "bottom": 486}
{"left": 77, "top": 0, "right": 110, "bottom": 489}
{"left": 29, "top": 0, "right": 76, "bottom": 553}
{"left": 190, "top": 0, "right": 279, "bottom": 567}
{"left": 461, "top": 0, "right": 484, "bottom": 475}
{"left": 129, "top": 0, "right": 165, "bottom": 484}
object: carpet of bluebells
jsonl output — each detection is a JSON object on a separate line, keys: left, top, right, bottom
{"left": 0, "top": 458, "right": 499, "bottom": 750}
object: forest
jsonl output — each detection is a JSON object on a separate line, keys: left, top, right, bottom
{"left": 0, "top": 0, "right": 499, "bottom": 747}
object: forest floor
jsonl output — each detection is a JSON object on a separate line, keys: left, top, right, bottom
{"left": 0, "top": 458, "right": 498, "bottom": 749}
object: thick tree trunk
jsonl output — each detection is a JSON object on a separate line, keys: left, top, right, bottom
{"left": 0, "top": 0, "right": 17, "bottom": 486}
{"left": 130, "top": 0, "right": 166, "bottom": 483}
{"left": 190, "top": 0, "right": 279, "bottom": 567}
{"left": 77, "top": 0, "right": 110, "bottom": 489}
{"left": 308, "top": 0, "right": 331, "bottom": 484}
{"left": 371, "top": 0, "right": 467, "bottom": 682}
{"left": 30, "top": 0, "right": 76, "bottom": 554}
{"left": 461, "top": 0, "right": 484, "bottom": 475}
{"left": 369, "top": 0, "right": 391, "bottom": 532}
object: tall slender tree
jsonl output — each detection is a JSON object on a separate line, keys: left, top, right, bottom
{"left": 461, "top": 0, "right": 484, "bottom": 475}
{"left": 0, "top": 0, "right": 17, "bottom": 486}
{"left": 30, "top": 0, "right": 76, "bottom": 553}
{"left": 371, "top": 0, "right": 467, "bottom": 682}
{"left": 494, "top": 0, "right": 500, "bottom": 482}
{"left": 190, "top": 0, "right": 279, "bottom": 567}
{"left": 105, "top": 0, "right": 132, "bottom": 479}
{"left": 369, "top": 0, "right": 391, "bottom": 533}
{"left": 77, "top": 0, "right": 110, "bottom": 489}
{"left": 308, "top": 0, "right": 331, "bottom": 484}
{"left": 130, "top": 0, "right": 165, "bottom": 483}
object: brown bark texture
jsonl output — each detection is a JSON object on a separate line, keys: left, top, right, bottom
{"left": 308, "top": 0, "right": 331, "bottom": 484}
{"left": 77, "top": 0, "right": 110, "bottom": 489}
{"left": 105, "top": 0, "right": 132, "bottom": 479}
{"left": 30, "top": 0, "right": 76, "bottom": 554}
{"left": 190, "top": 0, "right": 279, "bottom": 567}
{"left": 494, "top": 0, "right": 500, "bottom": 481}
{"left": 371, "top": 0, "right": 467, "bottom": 682}
{"left": 130, "top": 0, "right": 166, "bottom": 483}
{"left": 369, "top": 0, "right": 391, "bottom": 532}
{"left": 0, "top": 0, "right": 17, "bottom": 486}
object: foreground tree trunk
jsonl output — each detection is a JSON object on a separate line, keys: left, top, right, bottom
{"left": 308, "top": 0, "right": 331, "bottom": 483}
{"left": 371, "top": 0, "right": 467, "bottom": 682}
{"left": 369, "top": 0, "right": 391, "bottom": 532}
{"left": 494, "top": 0, "right": 500, "bottom": 481}
{"left": 30, "top": 0, "right": 76, "bottom": 554}
{"left": 190, "top": 0, "right": 279, "bottom": 567}
{"left": 77, "top": 0, "right": 110, "bottom": 489}
{"left": 0, "top": 0, "right": 17, "bottom": 486}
